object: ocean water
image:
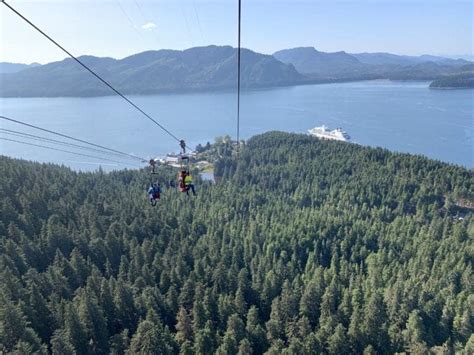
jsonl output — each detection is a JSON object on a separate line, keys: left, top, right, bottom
{"left": 0, "top": 80, "right": 472, "bottom": 170}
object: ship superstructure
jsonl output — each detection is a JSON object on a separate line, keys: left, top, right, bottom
{"left": 308, "top": 125, "right": 351, "bottom": 142}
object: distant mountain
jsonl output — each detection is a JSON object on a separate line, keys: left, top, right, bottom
{"left": 0, "top": 62, "right": 41, "bottom": 74}
{"left": 1, "top": 46, "right": 473, "bottom": 97}
{"left": 459, "top": 63, "right": 474, "bottom": 71}
{"left": 443, "top": 54, "right": 474, "bottom": 62}
{"left": 351, "top": 52, "right": 416, "bottom": 66}
{"left": 273, "top": 47, "right": 472, "bottom": 81}
{"left": 0, "top": 46, "right": 303, "bottom": 97}
{"left": 273, "top": 47, "right": 365, "bottom": 76}
{"left": 417, "top": 55, "right": 469, "bottom": 66}
{"left": 352, "top": 52, "right": 469, "bottom": 67}
{"left": 382, "top": 61, "right": 469, "bottom": 80}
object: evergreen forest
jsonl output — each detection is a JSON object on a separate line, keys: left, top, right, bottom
{"left": 0, "top": 132, "right": 472, "bottom": 354}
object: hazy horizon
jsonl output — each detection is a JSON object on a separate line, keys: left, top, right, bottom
{"left": 1, "top": 45, "right": 473, "bottom": 66}
{"left": 1, "top": 0, "right": 472, "bottom": 64}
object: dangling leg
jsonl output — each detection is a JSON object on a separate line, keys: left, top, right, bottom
{"left": 149, "top": 159, "right": 156, "bottom": 174}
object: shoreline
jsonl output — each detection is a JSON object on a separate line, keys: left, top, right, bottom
{"left": 0, "top": 78, "right": 434, "bottom": 99}
{"left": 429, "top": 86, "right": 474, "bottom": 90}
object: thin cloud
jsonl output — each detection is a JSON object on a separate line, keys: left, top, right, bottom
{"left": 141, "top": 22, "right": 157, "bottom": 30}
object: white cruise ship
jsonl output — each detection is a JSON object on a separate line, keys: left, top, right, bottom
{"left": 308, "top": 125, "right": 351, "bottom": 142}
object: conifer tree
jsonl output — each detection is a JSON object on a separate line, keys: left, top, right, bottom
{"left": 50, "top": 329, "right": 75, "bottom": 355}
{"left": 175, "top": 306, "right": 193, "bottom": 344}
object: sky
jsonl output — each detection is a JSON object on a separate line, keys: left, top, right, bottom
{"left": 1, "top": 0, "right": 473, "bottom": 64}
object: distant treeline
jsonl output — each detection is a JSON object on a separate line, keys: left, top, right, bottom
{"left": 1, "top": 46, "right": 472, "bottom": 97}
{"left": 430, "top": 72, "right": 474, "bottom": 89}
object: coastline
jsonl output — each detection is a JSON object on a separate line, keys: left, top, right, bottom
{"left": 429, "top": 86, "right": 474, "bottom": 90}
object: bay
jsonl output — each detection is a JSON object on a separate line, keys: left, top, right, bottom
{"left": 0, "top": 80, "right": 472, "bottom": 170}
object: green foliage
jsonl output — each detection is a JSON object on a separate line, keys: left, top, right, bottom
{"left": 50, "top": 329, "right": 75, "bottom": 355}
{"left": 175, "top": 307, "right": 193, "bottom": 344}
{"left": 0, "top": 47, "right": 303, "bottom": 98}
{"left": 128, "top": 320, "right": 172, "bottom": 355}
{"left": 0, "top": 132, "right": 472, "bottom": 353}
{"left": 430, "top": 72, "right": 474, "bottom": 88}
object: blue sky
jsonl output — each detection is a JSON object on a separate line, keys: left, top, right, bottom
{"left": 1, "top": 0, "right": 472, "bottom": 64}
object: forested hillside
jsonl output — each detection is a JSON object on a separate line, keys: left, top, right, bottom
{"left": 0, "top": 46, "right": 302, "bottom": 97}
{"left": 274, "top": 47, "right": 472, "bottom": 82}
{"left": 2, "top": 46, "right": 472, "bottom": 98}
{"left": 0, "top": 132, "right": 472, "bottom": 354}
{"left": 429, "top": 72, "right": 474, "bottom": 89}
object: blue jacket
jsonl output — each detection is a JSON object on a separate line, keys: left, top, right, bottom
{"left": 148, "top": 185, "right": 160, "bottom": 194}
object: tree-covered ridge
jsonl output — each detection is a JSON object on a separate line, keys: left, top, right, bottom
{"left": 0, "top": 46, "right": 302, "bottom": 98}
{"left": 429, "top": 72, "right": 474, "bottom": 89}
{"left": 0, "top": 132, "right": 472, "bottom": 354}
{"left": 2, "top": 46, "right": 472, "bottom": 98}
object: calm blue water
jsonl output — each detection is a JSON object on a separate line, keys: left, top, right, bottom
{"left": 0, "top": 80, "right": 472, "bottom": 170}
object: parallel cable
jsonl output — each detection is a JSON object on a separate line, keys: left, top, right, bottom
{"left": 179, "top": 0, "right": 195, "bottom": 47}
{"left": 0, "top": 137, "right": 141, "bottom": 167}
{"left": 0, "top": 128, "right": 141, "bottom": 162}
{"left": 132, "top": 0, "right": 161, "bottom": 44}
{"left": 192, "top": 0, "right": 205, "bottom": 43}
{"left": 236, "top": 0, "right": 242, "bottom": 147}
{"left": 0, "top": 115, "right": 146, "bottom": 162}
{"left": 2, "top": 0, "right": 186, "bottom": 149}
{"left": 132, "top": 0, "right": 147, "bottom": 20}
{"left": 141, "top": 0, "right": 162, "bottom": 44}
{"left": 115, "top": 0, "right": 145, "bottom": 42}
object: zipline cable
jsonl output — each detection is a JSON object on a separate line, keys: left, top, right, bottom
{"left": 0, "top": 115, "right": 146, "bottom": 162}
{"left": 179, "top": 0, "right": 195, "bottom": 47}
{"left": 192, "top": 0, "right": 205, "bottom": 43}
{"left": 0, "top": 128, "right": 142, "bottom": 162}
{"left": 0, "top": 137, "right": 141, "bottom": 167}
{"left": 114, "top": 0, "right": 145, "bottom": 42}
{"left": 132, "top": 0, "right": 161, "bottom": 44}
{"left": 2, "top": 0, "right": 186, "bottom": 149}
{"left": 236, "top": 0, "right": 241, "bottom": 149}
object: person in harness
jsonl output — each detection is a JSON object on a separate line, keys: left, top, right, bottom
{"left": 148, "top": 183, "right": 161, "bottom": 206}
{"left": 177, "top": 170, "right": 196, "bottom": 196}
{"left": 178, "top": 170, "right": 187, "bottom": 192}
{"left": 149, "top": 159, "right": 157, "bottom": 174}
{"left": 184, "top": 172, "right": 196, "bottom": 196}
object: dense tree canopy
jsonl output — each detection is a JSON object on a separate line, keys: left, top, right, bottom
{"left": 0, "top": 132, "right": 472, "bottom": 354}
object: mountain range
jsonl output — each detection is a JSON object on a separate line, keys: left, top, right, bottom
{"left": 0, "top": 62, "right": 40, "bottom": 74}
{"left": 274, "top": 47, "right": 471, "bottom": 80}
{"left": 1, "top": 45, "right": 472, "bottom": 97}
